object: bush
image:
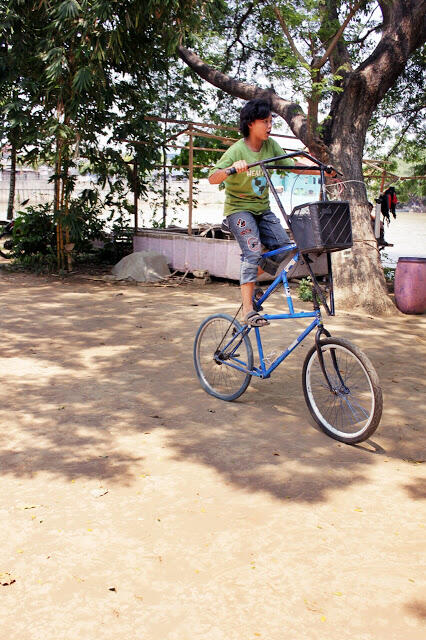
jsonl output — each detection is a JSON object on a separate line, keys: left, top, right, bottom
{"left": 10, "top": 185, "right": 134, "bottom": 269}
{"left": 297, "top": 277, "right": 314, "bottom": 302}
{"left": 12, "top": 204, "right": 57, "bottom": 269}
{"left": 383, "top": 266, "right": 396, "bottom": 282}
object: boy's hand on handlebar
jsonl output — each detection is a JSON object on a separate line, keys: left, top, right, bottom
{"left": 225, "top": 160, "right": 248, "bottom": 176}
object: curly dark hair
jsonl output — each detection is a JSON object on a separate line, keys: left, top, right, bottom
{"left": 239, "top": 99, "right": 272, "bottom": 137}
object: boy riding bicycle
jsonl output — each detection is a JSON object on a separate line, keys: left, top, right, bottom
{"left": 209, "top": 98, "right": 315, "bottom": 327}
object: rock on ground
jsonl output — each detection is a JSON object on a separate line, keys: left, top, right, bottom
{"left": 112, "top": 251, "right": 170, "bottom": 282}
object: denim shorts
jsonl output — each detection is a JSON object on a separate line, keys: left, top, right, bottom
{"left": 227, "top": 210, "right": 292, "bottom": 284}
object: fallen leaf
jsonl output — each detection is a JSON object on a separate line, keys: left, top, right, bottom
{"left": 0, "top": 572, "right": 15, "bottom": 586}
{"left": 304, "top": 598, "right": 322, "bottom": 613}
{"left": 334, "top": 591, "right": 343, "bottom": 596}
{"left": 321, "top": 616, "right": 326, "bottom": 622}
{"left": 90, "top": 488, "right": 108, "bottom": 498}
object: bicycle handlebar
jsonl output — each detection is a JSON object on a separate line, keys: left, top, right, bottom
{"left": 224, "top": 151, "right": 341, "bottom": 177}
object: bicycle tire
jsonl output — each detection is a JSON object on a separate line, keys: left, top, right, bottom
{"left": 194, "top": 313, "right": 253, "bottom": 401}
{"left": 302, "top": 337, "right": 382, "bottom": 444}
{"left": 0, "top": 233, "right": 14, "bottom": 259}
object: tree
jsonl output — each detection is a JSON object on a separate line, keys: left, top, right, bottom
{"left": 0, "top": 0, "right": 216, "bottom": 262}
{"left": 0, "top": 1, "right": 47, "bottom": 219}
{"left": 177, "top": 0, "right": 426, "bottom": 314}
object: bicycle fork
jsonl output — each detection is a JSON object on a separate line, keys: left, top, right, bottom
{"left": 315, "top": 326, "right": 349, "bottom": 394}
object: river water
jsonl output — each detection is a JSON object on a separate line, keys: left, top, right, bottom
{"left": 379, "top": 211, "right": 426, "bottom": 267}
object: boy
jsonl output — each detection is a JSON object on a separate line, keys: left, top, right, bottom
{"left": 209, "top": 98, "right": 297, "bottom": 327}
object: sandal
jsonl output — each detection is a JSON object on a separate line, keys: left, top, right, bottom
{"left": 244, "top": 310, "right": 270, "bottom": 327}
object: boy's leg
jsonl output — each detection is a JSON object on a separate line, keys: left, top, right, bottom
{"left": 227, "top": 211, "right": 269, "bottom": 325}
{"left": 258, "top": 210, "right": 293, "bottom": 257}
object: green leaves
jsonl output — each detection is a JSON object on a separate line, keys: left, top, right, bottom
{"left": 55, "top": 0, "right": 82, "bottom": 21}
{"left": 72, "top": 67, "right": 93, "bottom": 93}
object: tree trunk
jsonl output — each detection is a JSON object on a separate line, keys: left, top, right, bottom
{"left": 6, "top": 141, "right": 17, "bottom": 220}
{"left": 326, "top": 79, "right": 396, "bottom": 315}
{"left": 177, "top": 0, "right": 425, "bottom": 315}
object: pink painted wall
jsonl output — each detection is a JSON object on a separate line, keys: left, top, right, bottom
{"left": 133, "top": 230, "right": 327, "bottom": 280}
{"left": 133, "top": 230, "right": 241, "bottom": 279}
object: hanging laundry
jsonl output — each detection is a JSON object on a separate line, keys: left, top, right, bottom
{"left": 376, "top": 187, "right": 398, "bottom": 223}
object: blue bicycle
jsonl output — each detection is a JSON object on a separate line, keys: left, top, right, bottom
{"left": 194, "top": 153, "right": 383, "bottom": 444}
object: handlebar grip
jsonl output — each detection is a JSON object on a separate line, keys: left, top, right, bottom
{"left": 225, "top": 167, "right": 237, "bottom": 176}
{"left": 325, "top": 164, "right": 342, "bottom": 176}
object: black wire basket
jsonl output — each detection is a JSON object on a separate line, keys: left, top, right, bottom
{"left": 289, "top": 201, "right": 352, "bottom": 254}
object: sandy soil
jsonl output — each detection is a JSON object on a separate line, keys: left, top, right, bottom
{"left": 0, "top": 268, "right": 425, "bottom": 640}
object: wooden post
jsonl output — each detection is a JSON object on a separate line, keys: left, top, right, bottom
{"left": 188, "top": 125, "right": 193, "bottom": 235}
{"left": 380, "top": 169, "right": 386, "bottom": 193}
{"left": 133, "top": 159, "right": 138, "bottom": 232}
{"left": 162, "top": 145, "right": 167, "bottom": 227}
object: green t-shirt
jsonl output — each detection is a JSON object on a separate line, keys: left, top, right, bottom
{"left": 210, "top": 137, "right": 294, "bottom": 216}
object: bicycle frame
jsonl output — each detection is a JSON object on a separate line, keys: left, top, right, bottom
{"left": 215, "top": 151, "right": 346, "bottom": 382}
{"left": 217, "top": 245, "right": 326, "bottom": 379}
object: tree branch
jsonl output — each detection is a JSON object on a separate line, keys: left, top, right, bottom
{"left": 348, "top": 25, "right": 381, "bottom": 48}
{"left": 387, "top": 110, "right": 423, "bottom": 158}
{"left": 357, "top": 0, "right": 426, "bottom": 100}
{"left": 272, "top": 6, "right": 308, "bottom": 66}
{"left": 177, "top": 45, "right": 313, "bottom": 147}
{"left": 314, "top": 0, "right": 364, "bottom": 70}
{"left": 224, "top": 2, "right": 255, "bottom": 67}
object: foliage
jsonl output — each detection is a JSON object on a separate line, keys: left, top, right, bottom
{"left": 297, "top": 277, "right": 314, "bottom": 302}
{"left": 10, "top": 177, "right": 136, "bottom": 268}
{"left": 383, "top": 266, "right": 395, "bottom": 283}
{"left": 0, "top": 0, "right": 221, "bottom": 262}
{"left": 12, "top": 204, "right": 57, "bottom": 269}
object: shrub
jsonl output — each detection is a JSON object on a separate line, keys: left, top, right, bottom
{"left": 12, "top": 204, "right": 57, "bottom": 269}
{"left": 297, "top": 277, "right": 314, "bottom": 302}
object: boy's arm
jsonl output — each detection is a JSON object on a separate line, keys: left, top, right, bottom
{"left": 209, "top": 160, "right": 248, "bottom": 184}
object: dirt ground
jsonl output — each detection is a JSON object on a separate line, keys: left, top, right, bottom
{"left": 0, "top": 267, "right": 425, "bottom": 640}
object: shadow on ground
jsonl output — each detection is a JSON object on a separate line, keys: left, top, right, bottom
{"left": 0, "top": 271, "right": 425, "bottom": 504}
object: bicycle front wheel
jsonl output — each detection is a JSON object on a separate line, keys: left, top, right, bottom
{"left": 302, "top": 337, "right": 382, "bottom": 444}
{"left": 194, "top": 313, "right": 253, "bottom": 401}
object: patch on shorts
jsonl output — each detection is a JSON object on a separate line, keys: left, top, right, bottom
{"left": 247, "top": 236, "right": 260, "bottom": 252}
{"left": 240, "top": 228, "right": 251, "bottom": 236}
{"left": 236, "top": 218, "right": 246, "bottom": 228}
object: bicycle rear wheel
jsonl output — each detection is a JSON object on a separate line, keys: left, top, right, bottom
{"left": 302, "top": 337, "right": 382, "bottom": 443}
{"left": 194, "top": 313, "right": 253, "bottom": 401}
